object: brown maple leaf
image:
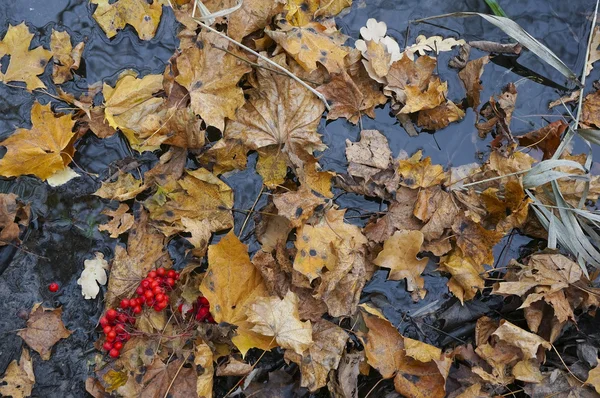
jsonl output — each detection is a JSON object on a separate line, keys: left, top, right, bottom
{"left": 18, "top": 304, "right": 72, "bottom": 360}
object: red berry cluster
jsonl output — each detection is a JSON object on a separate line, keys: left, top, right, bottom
{"left": 194, "top": 296, "right": 215, "bottom": 323}
{"left": 99, "top": 267, "right": 180, "bottom": 359}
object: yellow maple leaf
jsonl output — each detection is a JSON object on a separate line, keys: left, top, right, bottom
{"left": 373, "top": 230, "right": 428, "bottom": 299}
{"left": 285, "top": 0, "right": 352, "bottom": 26}
{"left": 0, "top": 102, "right": 75, "bottom": 180}
{"left": 0, "top": 23, "right": 52, "bottom": 91}
{"left": 90, "top": 0, "right": 162, "bottom": 40}
{"left": 398, "top": 150, "right": 446, "bottom": 189}
{"left": 94, "top": 172, "right": 145, "bottom": 202}
{"left": 247, "top": 290, "right": 313, "bottom": 355}
{"left": 439, "top": 247, "right": 485, "bottom": 304}
{"left": 174, "top": 31, "right": 251, "bottom": 131}
{"left": 199, "top": 232, "right": 276, "bottom": 356}
{"left": 50, "top": 30, "right": 84, "bottom": 85}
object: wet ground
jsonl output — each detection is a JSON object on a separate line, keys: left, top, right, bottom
{"left": 0, "top": 0, "right": 598, "bottom": 396}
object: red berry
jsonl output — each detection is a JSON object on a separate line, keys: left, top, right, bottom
{"left": 114, "top": 324, "right": 125, "bottom": 334}
{"left": 166, "top": 278, "right": 175, "bottom": 287}
{"left": 196, "top": 306, "right": 209, "bottom": 321}
{"left": 99, "top": 317, "right": 109, "bottom": 327}
{"left": 148, "top": 271, "right": 157, "bottom": 279}
{"left": 109, "top": 348, "right": 120, "bottom": 358}
{"left": 157, "top": 267, "right": 166, "bottom": 277}
{"left": 167, "top": 270, "right": 176, "bottom": 279}
{"left": 106, "top": 309, "right": 117, "bottom": 320}
{"left": 150, "top": 280, "right": 159, "bottom": 289}
{"left": 103, "top": 326, "right": 112, "bottom": 335}
{"left": 174, "top": 273, "right": 180, "bottom": 280}
{"left": 133, "top": 305, "right": 142, "bottom": 314}
{"left": 137, "top": 296, "right": 146, "bottom": 304}
{"left": 136, "top": 286, "right": 145, "bottom": 296}
{"left": 153, "top": 304, "right": 162, "bottom": 312}
{"left": 207, "top": 315, "right": 215, "bottom": 323}
{"left": 48, "top": 282, "right": 59, "bottom": 292}
{"left": 144, "top": 289, "right": 154, "bottom": 298}
{"left": 107, "top": 330, "right": 117, "bottom": 339}
{"left": 120, "top": 299, "right": 130, "bottom": 309}
{"left": 152, "top": 286, "right": 164, "bottom": 295}
{"left": 118, "top": 313, "right": 128, "bottom": 323}
{"left": 113, "top": 341, "right": 123, "bottom": 350}
{"left": 102, "top": 341, "right": 113, "bottom": 351}
{"left": 122, "top": 332, "right": 131, "bottom": 341}
{"left": 141, "top": 280, "right": 150, "bottom": 289}
{"left": 155, "top": 293, "right": 165, "bottom": 302}
{"left": 198, "top": 297, "right": 209, "bottom": 306}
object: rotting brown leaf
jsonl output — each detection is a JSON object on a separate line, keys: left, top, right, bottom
{"left": 17, "top": 304, "right": 72, "bottom": 360}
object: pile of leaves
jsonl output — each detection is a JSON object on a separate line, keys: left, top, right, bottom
{"left": 2, "top": 0, "right": 600, "bottom": 397}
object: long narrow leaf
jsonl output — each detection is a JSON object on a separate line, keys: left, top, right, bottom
{"left": 414, "top": 12, "right": 580, "bottom": 86}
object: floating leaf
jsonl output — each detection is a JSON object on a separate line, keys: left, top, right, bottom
{"left": 50, "top": 29, "right": 84, "bottom": 84}
{"left": 90, "top": 0, "right": 162, "bottom": 40}
{"left": 17, "top": 304, "right": 72, "bottom": 360}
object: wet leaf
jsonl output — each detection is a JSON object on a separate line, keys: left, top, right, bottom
{"left": 458, "top": 55, "right": 489, "bottom": 111}
{"left": 373, "top": 230, "right": 428, "bottom": 300}
{"left": 50, "top": 29, "right": 84, "bottom": 84}
{"left": 0, "top": 348, "right": 35, "bottom": 398}
{"left": 417, "top": 100, "right": 465, "bottom": 130}
{"left": 439, "top": 248, "right": 485, "bottom": 304}
{"left": 77, "top": 252, "right": 109, "bottom": 300}
{"left": 452, "top": 215, "right": 503, "bottom": 265}
{"left": 174, "top": 31, "right": 251, "bottom": 131}
{"left": 256, "top": 146, "right": 288, "bottom": 189}
{"left": 98, "top": 203, "right": 134, "bottom": 238}
{"left": 228, "top": 0, "right": 285, "bottom": 41}
{"left": 17, "top": 304, "right": 72, "bottom": 360}
{"left": 0, "top": 23, "right": 52, "bottom": 91}
{"left": 248, "top": 290, "right": 313, "bottom": 355}
{"left": 0, "top": 193, "right": 29, "bottom": 246}
{"left": 345, "top": 129, "right": 393, "bottom": 180}
{"left": 94, "top": 172, "right": 145, "bottom": 202}
{"left": 406, "top": 35, "right": 465, "bottom": 58}
{"left": 360, "top": 308, "right": 403, "bottom": 379}
{"left": 90, "top": 0, "right": 162, "bottom": 40}
{"left": 195, "top": 341, "right": 213, "bottom": 398}
{"left": 518, "top": 120, "right": 567, "bottom": 160}
{"left": 398, "top": 150, "right": 446, "bottom": 189}
{"left": 364, "top": 187, "right": 423, "bottom": 242}
{"left": 274, "top": 186, "right": 324, "bottom": 228}
{"left": 199, "top": 231, "right": 276, "bottom": 356}
{"left": 0, "top": 102, "right": 75, "bottom": 181}
{"left": 285, "top": 0, "right": 352, "bottom": 26}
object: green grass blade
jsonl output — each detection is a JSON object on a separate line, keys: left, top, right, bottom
{"left": 484, "top": 0, "right": 508, "bottom": 17}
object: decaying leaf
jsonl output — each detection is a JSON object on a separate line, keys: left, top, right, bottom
{"left": 0, "top": 349, "right": 35, "bottom": 398}
{"left": 90, "top": 0, "right": 162, "bottom": 40}
{"left": 398, "top": 150, "right": 446, "bottom": 189}
{"left": 98, "top": 203, "right": 134, "bottom": 238}
{"left": 195, "top": 341, "right": 214, "bottom": 398}
{"left": 50, "top": 29, "right": 84, "bottom": 84}
{"left": 0, "top": 102, "right": 75, "bottom": 181}
{"left": 417, "top": 100, "right": 465, "bottom": 130}
{"left": 518, "top": 120, "right": 568, "bottom": 160}
{"left": 406, "top": 35, "right": 466, "bottom": 58}
{"left": 285, "top": 0, "right": 352, "bottom": 26}
{"left": 228, "top": 0, "right": 285, "bottom": 41}
{"left": 458, "top": 55, "right": 490, "bottom": 111}
{"left": 77, "top": 252, "right": 110, "bottom": 300}
{"left": 0, "top": 193, "right": 30, "bottom": 246}
{"left": 0, "top": 23, "right": 52, "bottom": 91}
{"left": 439, "top": 248, "right": 485, "bottom": 304}
{"left": 17, "top": 304, "right": 72, "bottom": 360}
{"left": 94, "top": 172, "right": 145, "bottom": 202}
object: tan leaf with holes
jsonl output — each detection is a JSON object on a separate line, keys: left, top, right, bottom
{"left": 0, "top": 349, "right": 35, "bottom": 398}
{"left": 90, "top": 0, "right": 162, "bottom": 40}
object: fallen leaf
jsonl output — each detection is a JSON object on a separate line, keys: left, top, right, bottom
{"left": 586, "top": 361, "right": 600, "bottom": 393}
{"left": 174, "top": 31, "right": 251, "bottom": 131}
{"left": 285, "top": 319, "right": 348, "bottom": 391}
{"left": 364, "top": 187, "right": 423, "bottom": 242}
{"left": 285, "top": 0, "right": 352, "bottom": 25}
{"left": 216, "top": 358, "right": 253, "bottom": 377}
{"left": 104, "top": 209, "right": 171, "bottom": 308}
{"left": 200, "top": 232, "right": 276, "bottom": 356}
{"left": 225, "top": 54, "right": 325, "bottom": 158}
{"left": 195, "top": 341, "right": 213, "bottom": 398}
{"left": 404, "top": 337, "right": 441, "bottom": 363}
{"left": 439, "top": 248, "right": 485, "bottom": 304}
{"left": 46, "top": 167, "right": 80, "bottom": 187}
{"left": 517, "top": 120, "right": 568, "bottom": 159}
{"left": 327, "top": 350, "right": 362, "bottom": 398}
{"left": 0, "top": 349, "right": 35, "bottom": 398}
{"left": 197, "top": 138, "right": 248, "bottom": 175}
{"left": 492, "top": 320, "right": 551, "bottom": 360}
{"left": 0, "top": 193, "right": 29, "bottom": 246}
{"left": 144, "top": 168, "right": 233, "bottom": 237}
{"left": 360, "top": 308, "right": 403, "bottom": 379}
{"left": 266, "top": 23, "right": 349, "bottom": 73}
{"left": 476, "top": 83, "right": 517, "bottom": 140}
{"left": 94, "top": 172, "right": 145, "bottom": 202}
{"left": 0, "top": 102, "right": 75, "bottom": 180}
{"left": 414, "top": 187, "right": 459, "bottom": 241}
{"left": 0, "top": 23, "right": 52, "bottom": 91}
{"left": 228, "top": 0, "right": 284, "bottom": 41}
{"left": 398, "top": 150, "right": 446, "bottom": 189}
{"left": 587, "top": 26, "right": 600, "bottom": 77}
{"left": 512, "top": 359, "right": 544, "bottom": 383}
{"left": 247, "top": 290, "right": 312, "bottom": 355}
{"left": 458, "top": 55, "right": 490, "bottom": 111}
{"left": 373, "top": 230, "right": 428, "bottom": 300}
{"left": 345, "top": 129, "right": 392, "bottom": 180}
{"left": 417, "top": 100, "right": 465, "bottom": 130}
{"left": 77, "top": 252, "right": 110, "bottom": 300}
{"left": 452, "top": 215, "right": 503, "bottom": 265}
{"left": 256, "top": 146, "right": 288, "bottom": 189}
{"left": 274, "top": 186, "right": 324, "bottom": 229}
{"left": 181, "top": 217, "right": 211, "bottom": 258}
{"left": 406, "top": 35, "right": 466, "bottom": 58}
{"left": 98, "top": 203, "right": 134, "bottom": 238}
{"left": 90, "top": 0, "right": 162, "bottom": 40}
{"left": 50, "top": 29, "right": 84, "bottom": 84}
{"left": 17, "top": 304, "right": 72, "bottom": 360}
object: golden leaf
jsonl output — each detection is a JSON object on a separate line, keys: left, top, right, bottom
{"left": 0, "top": 102, "right": 75, "bottom": 180}
{"left": 0, "top": 349, "right": 35, "bottom": 398}
{"left": 98, "top": 203, "right": 134, "bottom": 238}
{"left": 492, "top": 320, "right": 551, "bottom": 360}
{"left": 248, "top": 290, "right": 313, "bottom": 355}
{"left": 50, "top": 30, "right": 84, "bottom": 84}
{"left": 265, "top": 23, "right": 349, "bottom": 73}
{"left": 225, "top": 54, "right": 325, "bottom": 156}
{"left": 174, "top": 31, "right": 251, "bottom": 131}
{"left": 199, "top": 232, "right": 276, "bottom": 356}
{"left": 90, "top": 0, "right": 162, "bottom": 40}
{"left": 0, "top": 23, "right": 52, "bottom": 91}
{"left": 439, "top": 248, "right": 485, "bottom": 304}
{"left": 452, "top": 216, "right": 503, "bottom": 265}
{"left": 373, "top": 230, "right": 428, "bottom": 299}
{"left": 195, "top": 341, "right": 214, "bottom": 398}
{"left": 586, "top": 361, "right": 600, "bottom": 393}
{"left": 228, "top": 0, "right": 285, "bottom": 41}
{"left": 256, "top": 146, "right": 288, "bottom": 188}
{"left": 273, "top": 187, "right": 324, "bottom": 228}
{"left": 398, "top": 150, "right": 446, "bottom": 189}
{"left": 404, "top": 337, "right": 442, "bottom": 363}
{"left": 94, "top": 172, "right": 145, "bottom": 202}
{"left": 17, "top": 304, "right": 72, "bottom": 360}
{"left": 285, "top": 0, "right": 352, "bottom": 26}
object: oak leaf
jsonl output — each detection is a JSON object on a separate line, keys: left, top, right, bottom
{"left": 90, "top": 0, "right": 162, "bottom": 40}
{"left": 0, "top": 23, "right": 52, "bottom": 91}
{"left": 18, "top": 304, "right": 72, "bottom": 360}
{"left": 373, "top": 230, "right": 428, "bottom": 300}
{"left": 77, "top": 252, "right": 109, "bottom": 300}
{"left": 174, "top": 31, "right": 251, "bottom": 131}
{"left": 0, "top": 349, "right": 35, "bottom": 398}
{"left": 50, "top": 30, "right": 84, "bottom": 84}
{"left": 199, "top": 232, "right": 276, "bottom": 356}
{"left": 406, "top": 35, "right": 465, "bottom": 58}
{"left": 0, "top": 102, "right": 75, "bottom": 180}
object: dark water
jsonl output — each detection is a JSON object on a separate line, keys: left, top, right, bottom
{"left": 0, "top": 0, "right": 597, "bottom": 396}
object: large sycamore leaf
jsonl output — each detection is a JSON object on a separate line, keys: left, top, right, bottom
{"left": 247, "top": 290, "right": 313, "bottom": 355}
{"left": 0, "top": 23, "right": 52, "bottom": 91}
{"left": 174, "top": 31, "right": 251, "bottom": 131}
{"left": 90, "top": 0, "right": 162, "bottom": 40}
{"left": 373, "top": 230, "right": 428, "bottom": 300}
{"left": 102, "top": 71, "right": 164, "bottom": 152}
{"left": 0, "top": 349, "right": 35, "bottom": 398}
{"left": 0, "top": 102, "right": 75, "bottom": 180}
{"left": 17, "top": 304, "right": 72, "bottom": 360}
{"left": 144, "top": 168, "right": 233, "bottom": 237}
{"left": 225, "top": 54, "right": 325, "bottom": 156}
{"left": 199, "top": 232, "right": 276, "bottom": 356}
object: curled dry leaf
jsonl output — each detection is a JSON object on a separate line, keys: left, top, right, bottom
{"left": 0, "top": 348, "right": 35, "bottom": 398}
{"left": 0, "top": 102, "right": 75, "bottom": 181}
{"left": 17, "top": 304, "right": 72, "bottom": 360}
{"left": 90, "top": 0, "right": 162, "bottom": 40}
{"left": 94, "top": 172, "right": 145, "bottom": 202}
{"left": 0, "top": 23, "right": 52, "bottom": 91}
{"left": 458, "top": 55, "right": 490, "bottom": 111}
{"left": 0, "top": 193, "right": 30, "bottom": 246}
{"left": 50, "top": 29, "right": 84, "bottom": 84}
{"left": 98, "top": 203, "right": 134, "bottom": 238}
{"left": 373, "top": 230, "right": 429, "bottom": 300}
